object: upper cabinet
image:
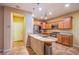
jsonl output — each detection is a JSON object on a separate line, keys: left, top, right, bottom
{"left": 41, "top": 22, "right": 52, "bottom": 29}
{"left": 34, "top": 16, "right": 72, "bottom": 30}
{"left": 41, "top": 22, "right": 46, "bottom": 29}
{"left": 59, "top": 20, "right": 64, "bottom": 29}
{"left": 45, "top": 23, "right": 51, "bottom": 29}
{"left": 59, "top": 17, "right": 72, "bottom": 29}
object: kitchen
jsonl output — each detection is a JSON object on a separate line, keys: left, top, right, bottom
{"left": 28, "top": 16, "right": 73, "bottom": 55}
{"left": 27, "top": 4, "right": 79, "bottom": 54}
{"left": 0, "top": 3, "right": 79, "bottom": 55}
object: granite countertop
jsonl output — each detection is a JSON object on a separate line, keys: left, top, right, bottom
{"left": 29, "top": 34, "right": 58, "bottom": 42}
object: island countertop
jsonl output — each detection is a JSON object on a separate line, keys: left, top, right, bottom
{"left": 28, "top": 34, "right": 58, "bottom": 55}
{"left": 28, "top": 34, "right": 58, "bottom": 42}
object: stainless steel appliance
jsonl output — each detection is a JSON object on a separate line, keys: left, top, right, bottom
{"left": 33, "top": 25, "right": 41, "bottom": 34}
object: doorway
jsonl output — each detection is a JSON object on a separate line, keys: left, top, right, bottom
{"left": 12, "top": 13, "right": 25, "bottom": 48}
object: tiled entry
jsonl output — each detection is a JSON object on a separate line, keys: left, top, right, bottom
{"left": 3, "top": 41, "right": 36, "bottom": 55}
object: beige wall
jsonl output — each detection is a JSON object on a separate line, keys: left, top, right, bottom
{"left": 47, "top": 11, "right": 79, "bottom": 47}
{"left": 3, "top": 6, "right": 31, "bottom": 52}
{"left": 34, "top": 20, "right": 42, "bottom": 26}
{"left": 0, "top": 6, "right": 4, "bottom": 51}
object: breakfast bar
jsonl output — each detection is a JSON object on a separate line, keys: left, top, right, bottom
{"left": 28, "top": 34, "right": 57, "bottom": 55}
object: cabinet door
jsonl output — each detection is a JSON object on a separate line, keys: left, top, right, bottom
{"left": 45, "top": 23, "right": 51, "bottom": 29}
{"left": 63, "top": 36, "right": 69, "bottom": 46}
{"left": 59, "top": 20, "right": 64, "bottom": 29}
{"left": 57, "top": 35, "right": 62, "bottom": 43}
{"left": 59, "top": 17, "right": 72, "bottom": 29}
{"left": 57, "top": 34, "right": 73, "bottom": 46}
{"left": 41, "top": 22, "right": 46, "bottom": 29}
{"left": 62, "top": 35, "right": 73, "bottom": 46}
{"left": 63, "top": 17, "right": 72, "bottom": 29}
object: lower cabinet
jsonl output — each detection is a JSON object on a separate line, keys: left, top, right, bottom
{"left": 57, "top": 34, "right": 73, "bottom": 46}
{"left": 57, "top": 34, "right": 63, "bottom": 43}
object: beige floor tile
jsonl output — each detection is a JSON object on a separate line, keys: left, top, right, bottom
{"left": 0, "top": 41, "right": 79, "bottom": 55}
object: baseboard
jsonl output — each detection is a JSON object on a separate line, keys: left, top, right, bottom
{"left": 0, "top": 48, "right": 11, "bottom": 55}
{"left": 73, "top": 44, "right": 79, "bottom": 48}
{"left": 3, "top": 49, "right": 11, "bottom": 55}
{"left": 0, "top": 49, "right": 3, "bottom": 53}
{"left": 3, "top": 49, "right": 10, "bottom": 53}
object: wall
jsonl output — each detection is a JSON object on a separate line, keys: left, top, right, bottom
{"left": 25, "top": 15, "right": 34, "bottom": 46}
{"left": 0, "top": 6, "right": 4, "bottom": 52}
{"left": 47, "top": 11, "right": 79, "bottom": 47}
{"left": 3, "top": 6, "right": 32, "bottom": 52}
{"left": 34, "top": 20, "right": 41, "bottom": 26}
{"left": 26, "top": 15, "right": 33, "bottom": 34}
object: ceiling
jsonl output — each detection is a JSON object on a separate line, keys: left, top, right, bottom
{"left": 0, "top": 3, "right": 79, "bottom": 20}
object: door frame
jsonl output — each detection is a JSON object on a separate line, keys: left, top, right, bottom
{"left": 10, "top": 12, "right": 26, "bottom": 49}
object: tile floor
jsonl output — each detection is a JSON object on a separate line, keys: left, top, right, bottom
{"left": 0, "top": 41, "right": 79, "bottom": 55}
{"left": 52, "top": 43, "right": 79, "bottom": 55}
{"left": 6, "top": 41, "right": 36, "bottom": 55}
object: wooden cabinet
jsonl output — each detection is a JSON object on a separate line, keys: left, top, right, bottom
{"left": 63, "top": 17, "right": 72, "bottom": 29}
{"left": 57, "top": 34, "right": 73, "bottom": 46}
{"left": 63, "top": 35, "right": 69, "bottom": 46}
{"left": 41, "top": 22, "right": 51, "bottom": 29}
{"left": 45, "top": 23, "right": 51, "bottom": 29}
{"left": 59, "top": 21, "right": 64, "bottom": 29}
{"left": 59, "top": 17, "right": 72, "bottom": 29}
{"left": 41, "top": 22, "right": 46, "bottom": 29}
{"left": 57, "top": 34, "right": 63, "bottom": 43}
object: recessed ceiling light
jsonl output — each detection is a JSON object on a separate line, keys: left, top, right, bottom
{"left": 65, "top": 4, "right": 70, "bottom": 7}
{"left": 39, "top": 7, "right": 42, "bottom": 11}
{"left": 49, "top": 12, "right": 52, "bottom": 15}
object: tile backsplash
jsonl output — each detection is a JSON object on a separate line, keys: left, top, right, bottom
{"left": 46, "top": 29, "right": 72, "bottom": 34}
{"left": 60, "top": 30, "right": 72, "bottom": 33}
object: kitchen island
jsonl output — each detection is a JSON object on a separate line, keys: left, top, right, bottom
{"left": 28, "top": 34, "right": 57, "bottom": 55}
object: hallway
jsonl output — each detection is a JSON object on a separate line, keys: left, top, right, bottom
{"left": 5, "top": 41, "right": 36, "bottom": 55}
